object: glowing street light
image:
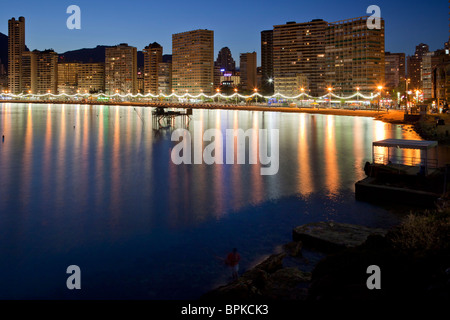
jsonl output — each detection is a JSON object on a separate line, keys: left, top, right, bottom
{"left": 327, "top": 87, "right": 333, "bottom": 108}
{"left": 216, "top": 88, "right": 220, "bottom": 103}
{"left": 234, "top": 88, "right": 238, "bottom": 104}
{"left": 415, "top": 89, "right": 421, "bottom": 104}
{"left": 300, "top": 87, "right": 305, "bottom": 107}
{"left": 356, "top": 87, "right": 360, "bottom": 103}
{"left": 254, "top": 88, "right": 258, "bottom": 103}
{"left": 377, "top": 85, "right": 383, "bottom": 111}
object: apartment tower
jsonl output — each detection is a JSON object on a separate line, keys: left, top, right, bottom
{"left": 21, "top": 51, "right": 36, "bottom": 93}
{"left": 172, "top": 29, "right": 214, "bottom": 94}
{"left": 325, "top": 16, "right": 385, "bottom": 95}
{"left": 35, "top": 50, "right": 58, "bottom": 94}
{"left": 215, "top": 47, "right": 236, "bottom": 72}
{"left": 273, "top": 20, "right": 328, "bottom": 96}
{"left": 385, "top": 52, "right": 406, "bottom": 90}
{"left": 105, "top": 44, "right": 138, "bottom": 94}
{"left": 78, "top": 63, "right": 105, "bottom": 93}
{"left": 143, "top": 42, "right": 163, "bottom": 94}
{"left": 240, "top": 52, "right": 257, "bottom": 91}
{"left": 407, "top": 43, "right": 429, "bottom": 90}
{"left": 261, "top": 30, "right": 274, "bottom": 94}
{"left": 8, "top": 17, "right": 25, "bottom": 93}
{"left": 58, "top": 62, "right": 79, "bottom": 94}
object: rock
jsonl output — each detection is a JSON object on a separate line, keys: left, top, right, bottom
{"left": 201, "top": 253, "right": 287, "bottom": 300}
{"left": 293, "top": 221, "right": 388, "bottom": 252}
{"left": 262, "top": 268, "right": 311, "bottom": 300}
{"left": 253, "top": 252, "right": 286, "bottom": 273}
{"left": 269, "top": 267, "right": 311, "bottom": 284}
{"left": 202, "top": 279, "right": 262, "bottom": 300}
{"left": 239, "top": 268, "right": 268, "bottom": 290}
{"left": 283, "top": 241, "right": 303, "bottom": 257}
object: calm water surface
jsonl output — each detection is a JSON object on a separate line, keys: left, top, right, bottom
{"left": 0, "top": 103, "right": 447, "bottom": 299}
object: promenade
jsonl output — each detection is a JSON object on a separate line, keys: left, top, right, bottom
{"left": 0, "top": 99, "right": 406, "bottom": 124}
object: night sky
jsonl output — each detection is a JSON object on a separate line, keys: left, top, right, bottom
{"left": 0, "top": 0, "right": 448, "bottom": 64}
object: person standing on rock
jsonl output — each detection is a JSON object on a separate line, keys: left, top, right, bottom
{"left": 225, "top": 248, "right": 241, "bottom": 281}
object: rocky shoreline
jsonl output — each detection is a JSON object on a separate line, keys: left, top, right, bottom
{"left": 202, "top": 221, "right": 389, "bottom": 301}
{"left": 413, "top": 114, "right": 450, "bottom": 144}
{"left": 202, "top": 218, "right": 450, "bottom": 302}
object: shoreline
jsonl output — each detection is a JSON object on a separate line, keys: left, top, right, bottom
{"left": 1, "top": 99, "right": 407, "bottom": 125}
{"left": 203, "top": 211, "right": 450, "bottom": 302}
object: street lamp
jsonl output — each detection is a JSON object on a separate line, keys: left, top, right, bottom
{"left": 300, "top": 87, "right": 305, "bottom": 107}
{"left": 254, "top": 88, "right": 258, "bottom": 103}
{"left": 234, "top": 88, "right": 238, "bottom": 105}
{"left": 216, "top": 88, "right": 220, "bottom": 103}
{"left": 377, "top": 85, "right": 383, "bottom": 111}
{"left": 327, "top": 87, "right": 333, "bottom": 108}
{"left": 356, "top": 87, "right": 360, "bottom": 104}
{"left": 405, "top": 78, "right": 410, "bottom": 108}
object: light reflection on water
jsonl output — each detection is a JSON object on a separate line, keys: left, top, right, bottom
{"left": 0, "top": 103, "right": 448, "bottom": 299}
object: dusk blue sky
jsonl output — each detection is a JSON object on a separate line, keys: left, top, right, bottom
{"left": 1, "top": 0, "right": 448, "bottom": 65}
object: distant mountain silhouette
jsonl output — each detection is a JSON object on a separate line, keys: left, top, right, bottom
{"left": 59, "top": 45, "right": 145, "bottom": 69}
{"left": 0, "top": 32, "right": 30, "bottom": 73}
{"left": 0, "top": 34, "right": 147, "bottom": 72}
{"left": 59, "top": 45, "right": 112, "bottom": 63}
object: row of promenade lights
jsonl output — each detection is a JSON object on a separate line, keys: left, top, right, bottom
{"left": 2, "top": 85, "right": 422, "bottom": 107}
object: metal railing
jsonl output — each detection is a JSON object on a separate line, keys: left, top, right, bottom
{"left": 374, "top": 152, "right": 438, "bottom": 168}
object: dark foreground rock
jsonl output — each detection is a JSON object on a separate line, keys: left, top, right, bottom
{"left": 307, "top": 234, "right": 450, "bottom": 302}
{"left": 203, "top": 217, "right": 450, "bottom": 301}
{"left": 202, "top": 252, "right": 311, "bottom": 300}
{"left": 293, "top": 221, "right": 388, "bottom": 252}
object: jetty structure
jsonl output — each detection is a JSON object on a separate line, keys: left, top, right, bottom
{"left": 152, "top": 106, "right": 192, "bottom": 128}
{"left": 355, "top": 139, "right": 445, "bottom": 207}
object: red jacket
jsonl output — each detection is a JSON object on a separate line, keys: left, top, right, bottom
{"left": 226, "top": 252, "right": 241, "bottom": 267}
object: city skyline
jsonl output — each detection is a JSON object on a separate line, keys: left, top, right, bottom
{"left": 0, "top": 0, "right": 448, "bottom": 66}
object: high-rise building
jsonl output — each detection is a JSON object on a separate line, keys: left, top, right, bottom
{"left": 0, "top": 58, "right": 5, "bottom": 76}
{"left": 158, "top": 62, "right": 172, "bottom": 95}
{"left": 8, "top": 17, "right": 25, "bottom": 93}
{"left": 215, "top": 47, "right": 236, "bottom": 72}
{"left": 78, "top": 63, "right": 105, "bottom": 93}
{"left": 21, "top": 51, "right": 36, "bottom": 93}
{"left": 385, "top": 52, "right": 405, "bottom": 90}
{"left": 172, "top": 29, "right": 214, "bottom": 94}
{"left": 143, "top": 42, "right": 163, "bottom": 94}
{"left": 422, "top": 51, "right": 442, "bottom": 100}
{"left": 240, "top": 52, "right": 257, "bottom": 91}
{"left": 261, "top": 30, "right": 274, "bottom": 94}
{"left": 35, "top": 50, "right": 58, "bottom": 94}
{"left": 273, "top": 20, "right": 328, "bottom": 96}
{"left": 326, "top": 16, "right": 385, "bottom": 95}
{"left": 105, "top": 43, "right": 137, "bottom": 94}
{"left": 407, "top": 43, "right": 429, "bottom": 90}
{"left": 58, "top": 62, "right": 79, "bottom": 94}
